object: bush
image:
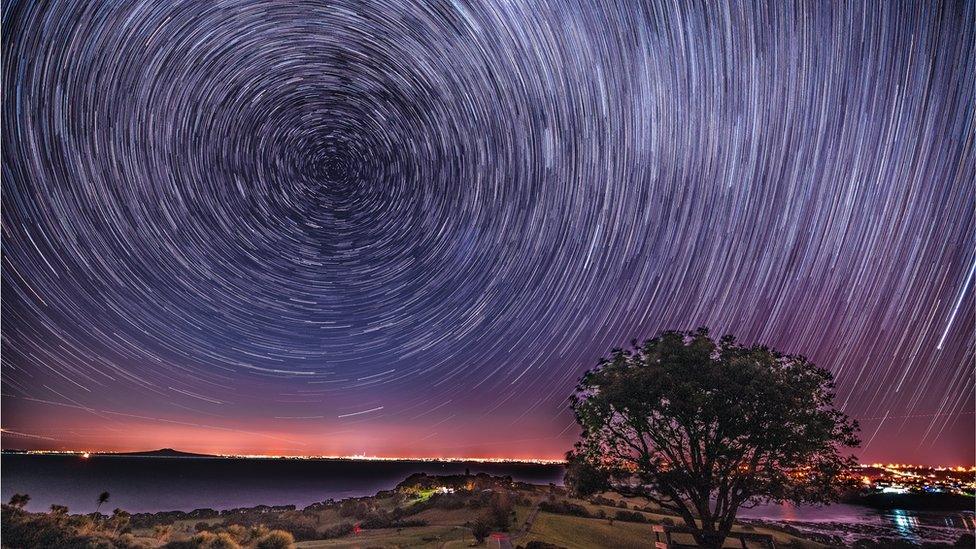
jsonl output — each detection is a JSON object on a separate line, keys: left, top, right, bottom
{"left": 613, "top": 510, "right": 647, "bottom": 523}
{"left": 357, "top": 507, "right": 428, "bottom": 530}
{"left": 163, "top": 531, "right": 241, "bottom": 549}
{"left": 1, "top": 505, "right": 142, "bottom": 549}
{"left": 321, "top": 522, "right": 354, "bottom": 538}
{"left": 471, "top": 515, "right": 492, "bottom": 543}
{"left": 489, "top": 492, "right": 513, "bottom": 530}
{"left": 587, "top": 495, "right": 615, "bottom": 507}
{"left": 521, "top": 542, "right": 569, "bottom": 549}
{"left": 537, "top": 500, "right": 591, "bottom": 518}
{"left": 254, "top": 529, "right": 295, "bottom": 549}
{"left": 154, "top": 524, "right": 173, "bottom": 541}
{"left": 337, "top": 500, "right": 371, "bottom": 519}
{"left": 223, "top": 524, "right": 248, "bottom": 543}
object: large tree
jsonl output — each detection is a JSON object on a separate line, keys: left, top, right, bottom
{"left": 567, "top": 328, "right": 860, "bottom": 548}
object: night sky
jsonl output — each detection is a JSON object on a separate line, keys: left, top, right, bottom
{"left": 2, "top": 1, "right": 973, "bottom": 464}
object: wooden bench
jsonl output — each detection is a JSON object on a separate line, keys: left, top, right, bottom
{"left": 652, "top": 524, "right": 777, "bottom": 548}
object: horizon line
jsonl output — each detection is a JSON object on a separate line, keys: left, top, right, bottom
{"left": 2, "top": 448, "right": 568, "bottom": 464}
{"left": 5, "top": 448, "right": 976, "bottom": 469}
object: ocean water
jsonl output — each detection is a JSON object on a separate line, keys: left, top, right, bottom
{"left": 3, "top": 454, "right": 972, "bottom": 545}
{"left": 739, "top": 501, "right": 975, "bottom": 545}
{"left": 0, "top": 454, "right": 564, "bottom": 513}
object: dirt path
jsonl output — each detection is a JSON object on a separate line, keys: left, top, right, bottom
{"left": 509, "top": 505, "right": 541, "bottom": 545}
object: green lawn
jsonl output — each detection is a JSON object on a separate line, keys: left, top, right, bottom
{"left": 519, "top": 512, "right": 659, "bottom": 549}
{"left": 296, "top": 525, "right": 471, "bottom": 548}
{"left": 518, "top": 511, "right": 824, "bottom": 549}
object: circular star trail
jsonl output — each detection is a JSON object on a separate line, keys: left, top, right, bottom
{"left": 2, "top": 0, "right": 973, "bottom": 462}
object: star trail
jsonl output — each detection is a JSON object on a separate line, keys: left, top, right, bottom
{"left": 2, "top": 0, "right": 973, "bottom": 463}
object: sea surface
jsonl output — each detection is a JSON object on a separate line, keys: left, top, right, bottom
{"left": 738, "top": 502, "right": 975, "bottom": 545}
{"left": 3, "top": 454, "right": 972, "bottom": 545}
{"left": 0, "top": 453, "right": 564, "bottom": 513}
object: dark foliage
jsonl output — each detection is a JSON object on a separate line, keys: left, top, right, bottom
{"left": 488, "top": 491, "right": 514, "bottom": 531}
{"left": 518, "top": 542, "right": 569, "bottom": 549}
{"left": 613, "top": 510, "right": 648, "bottom": 523}
{"left": 320, "top": 522, "right": 355, "bottom": 538}
{"left": 1, "top": 504, "right": 143, "bottom": 548}
{"left": 253, "top": 530, "right": 294, "bottom": 549}
{"left": 563, "top": 452, "right": 609, "bottom": 498}
{"left": 130, "top": 508, "right": 219, "bottom": 529}
{"left": 568, "top": 329, "right": 861, "bottom": 548}
{"left": 537, "top": 500, "right": 591, "bottom": 518}
{"left": 8, "top": 493, "right": 30, "bottom": 509}
{"left": 470, "top": 515, "right": 492, "bottom": 543}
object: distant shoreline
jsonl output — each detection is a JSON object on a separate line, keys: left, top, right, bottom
{"left": 844, "top": 492, "right": 976, "bottom": 512}
{"left": 1, "top": 449, "right": 566, "bottom": 465}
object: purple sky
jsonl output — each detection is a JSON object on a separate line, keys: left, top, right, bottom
{"left": 2, "top": 0, "right": 973, "bottom": 464}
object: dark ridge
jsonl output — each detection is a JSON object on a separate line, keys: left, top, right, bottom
{"left": 104, "top": 448, "right": 215, "bottom": 458}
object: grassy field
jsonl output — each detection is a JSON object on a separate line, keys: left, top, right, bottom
{"left": 296, "top": 525, "right": 470, "bottom": 548}
{"left": 288, "top": 490, "right": 825, "bottom": 549}
{"left": 519, "top": 512, "right": 825, "bottom": 549}
{"left": 519, "top": 512, "right": 659, "bottom": 549}
{"left": 120, "top": 475, "right": 827, "bottom": 549}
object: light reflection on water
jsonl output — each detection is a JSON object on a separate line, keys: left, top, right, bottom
{"left": 891, "top": 509, "right": 919, "bottom": 544}
{"left": 741, "top": 501, "right": 975, "bottom": 544}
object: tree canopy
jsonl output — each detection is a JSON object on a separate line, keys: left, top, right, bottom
{"left": 567, "top": 328, "right": 860, "bottom": 548}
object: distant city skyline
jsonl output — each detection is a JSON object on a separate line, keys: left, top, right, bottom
{"left": 3, "top": 1, "right": 973, "bottom": 465}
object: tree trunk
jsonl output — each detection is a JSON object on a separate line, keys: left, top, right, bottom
{"left": 691, "top": 519, "right": 727, "bottom": 549}
{"left": 692, "top": 532, "right": 726, "bottom": 549}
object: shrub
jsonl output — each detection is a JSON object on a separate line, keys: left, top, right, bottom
{"left": 154, "top": 524, "right": 173, "bottom": 541}
{"left": 359, "top": 511, "right": 428, "bottom": 530}
{"left": 254, "top": 529, "right": 295, "bottom": 549}
{"left": 613, "top": 510, "right": 647, "bottom": 523}
{"left": 471, "top": 515, "right": 492, "bottom": 543}
{"left": 223, "top": 524, "right": 248, "bottom": 543}
{"left": 165, "top": 531, "right": 241, "bottom": 549}
{"left": 537, "top": 500, "right": 591, "bottom": 518}
{"left": 8, "top": 494, "right": 30, "bottom": 509}
{"left": 337, "top": 500, "right": 370, "bottom": 519}
{"left": 587, "top": 495, "right": 614, "bottom": 507}
{"left": 321, "top": 522, "right": 355, "bottom": 538}
{"left": 521, "top": 542, "right": 569, "bottom": 549}
{"left": 1, "top": 506, "right": 142, "bottom": 549}
{"left": 248, "top": 525, "right": 270, "bottom": 541}
{"left": 489, "top": 492, "right": 513, "bottom": 530}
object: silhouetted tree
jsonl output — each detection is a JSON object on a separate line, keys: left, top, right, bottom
{"left": 96, "top": 491, "right": 110, "bottom": 513}
{"left": 568, "top": 328, "right": 860, "bottom": 549}
{"left": 7, "top": 493, "right": 30, "bottom": 509}
{"left": 563, "top": 451, "right": 609, "bottom": 497}
{"left": 471, "top": 515, "right": 492, "bottom": 544}
{"left": 489, "top": 492, "right": 513, "bottom": 530}
{"left": 49, "top": 504, "right": 69, "bottom": 516}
